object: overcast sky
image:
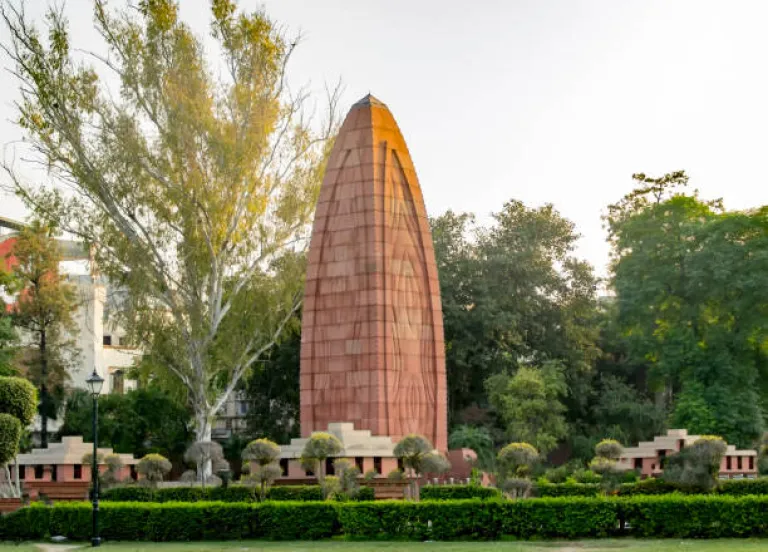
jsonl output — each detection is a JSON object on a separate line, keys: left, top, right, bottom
{"left": 2, "top": 0, "right": 768, "bottom": 277}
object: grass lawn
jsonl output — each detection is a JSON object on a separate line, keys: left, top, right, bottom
{"left": 6, "top": 541, "right": 768, "bottom": 552}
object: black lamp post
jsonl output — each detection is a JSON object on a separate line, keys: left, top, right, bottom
{"left": 86, "top": 370, "right": 104, "bottom": 547}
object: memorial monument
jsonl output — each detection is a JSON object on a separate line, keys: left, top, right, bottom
{"left": 299, "top": 94, "right": 448, "bottom": 452}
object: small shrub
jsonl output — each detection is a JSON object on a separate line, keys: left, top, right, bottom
{"left": 542, "top": 465, "right": 569, "bottom": 484}
{"left": 333, "top": 459, "right": 360, "bottom": 499}
{"left": 595, "top": 439, "right": 623, "bottom": 460}
{"left": 497, "top": 442, "right": 538, "bottom": 478}
{"left": 137, "top": 453, "right": 171, "bottom": 486}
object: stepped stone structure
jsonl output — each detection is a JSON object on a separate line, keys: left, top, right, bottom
{"left": 279, "top": 422, "right": 399, "bottom": 479}
{"left": 300, "top": 95, "right": 447, "bottom": 451}
{"left": 617, "top": 429, "right": 757, "bottom": 479}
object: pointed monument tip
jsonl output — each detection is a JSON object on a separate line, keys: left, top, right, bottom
{"left": 354, "top": 93, "right": 387, "bottom": 108}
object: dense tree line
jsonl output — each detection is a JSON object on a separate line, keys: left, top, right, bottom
{"left": 237, "top": 171, "right": 768, "bottom": 464}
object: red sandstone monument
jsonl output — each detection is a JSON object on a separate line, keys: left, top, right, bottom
{"left": 300, "top": 94, "right": 448, "bottom": 451}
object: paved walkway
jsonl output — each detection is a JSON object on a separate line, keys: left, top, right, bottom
{"left": 35, "top": 544, "right": 81, "bottom": 552}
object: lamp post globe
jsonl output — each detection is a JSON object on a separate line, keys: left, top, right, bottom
{"left": 86, "top": 371, "right": 104, "bottom": 396}
{"left": 86, "top": 370, "right": 104, "bottom": 547}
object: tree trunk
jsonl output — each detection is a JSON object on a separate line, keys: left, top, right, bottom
{"left": 194, "top": 409, "right": 213, "bottom": 479}
{"left": 13, "top": 458, "right": 20, "bottom": 498}
{"left": 40, "top": 328, "right": 48, "bottom": 449}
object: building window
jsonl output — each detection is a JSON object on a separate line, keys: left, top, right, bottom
{"left": 749, "top": 456, "right": 755, "bottom": 470}
{"left": 397, "top": 458, "right": 404, "bottom": 471}
{"left": 51, "top": 465, "right": 58, "bottom": 482}
{"left": 651, "top": 464, "right": 655, "bottom": 470}
{"left": 279, "top": 459, "right": 288, "bottom": 476}
{"left": 74, "top": 464, "right": 82, "bottom": 480}
{"left": 17, "top": 466, "right": 24, "bottom": 480}
{"left": 678, "top": 440, "right": 686, "bottom": 450}
{"left": 373, "top": 457, "right": 382, "bottom": 475}
{"left": 237, "top": 401, "right": 249, "bottom": 416}
{"left": 103, "top": 335, "right": 112, "bottom": 346}
{"left": 34, "top": 465, "right": 43, "bottom": 479}
{"left": 325, "top": 458, "right": 335, "bottom": 476}
{"left": 130, "top": 465, "right": 138, "bottom": 481}
{"left": 657, "top": 449, "right": 667, "bottom": 459}
{"left": 737, "top": 456, "right": 743, "bottom": 470}
{"left": 727, "top": 456, "right": 732, "bottom": 470}
{"left": 355, "top": 457, "right": 364, "bottom": 473}
{"left": 634, "top": 458, "right": 642, "bottom": 470}
{"left": 112, "top": 370, "right": 124, "bottom": 395}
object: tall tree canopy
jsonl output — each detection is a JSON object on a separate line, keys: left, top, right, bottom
{"left": 58, "top": 387, "right": 191, "bottom": 471}
{"left": 4, "top": 221, "right": 78, "bottom": 447}
{"left": 607, "top": 172, "right": 768, "bottom": 447}
{"left": 431, "top": 201, "right": 600, "bottom": 428}
{"left": 1, "top": 0, "right": 339, "bottom": 443}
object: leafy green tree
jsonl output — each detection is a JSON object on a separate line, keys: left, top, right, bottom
{"left": 58, "top": 388, "right": 191, "bottom": 471}
{"left": 0, "top": 376, "right": 36, "bottom": 496}
{"left": 5, "top": 221, "right": 78, "bottom": 447}
{"left": 607, "top": 172, "right": 768, "bottom": 447}
{"left": 431, "top": 202, "right": 600, "bottom": 440}
{"left": 1, "top": 0, "right": 339, "bottom": 449}
{"left": 393, "top": 434, "right": 450, "bottom": 499}
{"left": 448, "top": 425, "right": 495, "bottom": 470}
{"left": 242, "top": 438, "right": 281, "bottom": 500}
{"left": 332, "top": 459, "right": 361, "bottom": 500}
{"left": 244, "top": 328, "right": 301, "bottom": 444}
{"left": 184, "top": 441, "right": 228, "bottom": 487}
{"left": 0, "top": 311, "right": 18, "bottom": 377}
{"left": 568, "top": 299, "right": 665, "bottom": 459}
{"left": 486, "top": 362, "right": 568, "bottom": 455}
{"left": 300, "top": 432, "right": 342, "bottom": 497}
{"left": 497, "top": 442, "right": 538, "bottom": 499}
{"left": 663, "top": 435, "right": 727, "bottom": 491}
{"left": 137, "top": 453, "right": 171, "bottom": 487}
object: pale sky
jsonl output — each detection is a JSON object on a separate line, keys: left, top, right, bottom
{"left": 2, "top": 0, "right": 768, "bottom": 277}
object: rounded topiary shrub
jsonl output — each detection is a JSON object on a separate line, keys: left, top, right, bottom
{"left": 0, "top": 377, "right": 37, "bottom": 426}
{"left": 497, "top": 442, "right": 538, "bottom": 478}
{"left": 595, "top": 439, "right": 623, "bottom": 460}
{"left": 0, "top": 414, "right": 22, "bottom": 465}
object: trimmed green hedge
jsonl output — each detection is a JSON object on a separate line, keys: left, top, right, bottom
{"left": 101, "top": 485, "right": 374, "bottom": 503}
{"left": 535, "top": 482, "right": 600, "bottom": 497}
{"left": 620, "top": 495, "right": 768, "bottom": 537}
{"left": 716, "top": 478, "right": 768, "bottom": 496}
{"left": 7, "top": 495, "right": 768, "bottom": 541}
{"left": 420, "top": 485, "right": 501, "bottom": 501}
{"left": 0, "top": 502, "right": 337, "bottom": 541}
{"left": 535, "top": 477, "right": 768, "bottom": 497}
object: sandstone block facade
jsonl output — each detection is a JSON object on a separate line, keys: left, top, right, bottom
{"left": 300, "top": 95, "right": 447, "bottom": 451}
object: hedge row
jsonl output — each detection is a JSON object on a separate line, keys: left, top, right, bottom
{"left": 0, "top": 498, "right": 614, "bottom": 541}
{"left": 535, "top": 477, "right": 768, "bottom": 497}
{"left": 101, "top": 485, "right": 374, "bottom": 503}
{"left": 7, "top": 495, "right": 768, "bottom": 541}
{"left": 420, "top": 485, "right": 501, "bottom": 501}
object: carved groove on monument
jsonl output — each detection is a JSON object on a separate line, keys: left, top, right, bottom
{"left": 387, "top": 148, "right": 438, "bottom": 439}
{"left": 379, "top": 139, "right": 390, "bottom": 435}
{"left": 308, "top": 148, "right": 351, "bottom": 427}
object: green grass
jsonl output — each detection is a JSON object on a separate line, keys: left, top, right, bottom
{"left": 10, "top": 541, "right": 768, "bottom": 552}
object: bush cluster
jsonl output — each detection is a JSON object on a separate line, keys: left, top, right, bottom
{"left": 420, "top": 485, "right": 501, "bottom": 501}
{"left": 101, "top": 484, "right": 375, "bottom": 503}
{"left": 535, "top": 477, "right": 768, "bottom": 497}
